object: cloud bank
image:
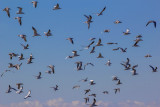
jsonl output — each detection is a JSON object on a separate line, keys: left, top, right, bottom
{"left": 0, "top": 98, "right": 160, "bottom": 107}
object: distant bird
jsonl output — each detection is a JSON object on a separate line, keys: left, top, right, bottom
{"left": 89, "top": 80, "right": 96, "bottom": 85}
{"left": 116, "top": 80, "right": 122, "bottom": 85}
{"left": 1, "top": 70, "right": 10, "bottom": 77}
{"left": 9, "top": 53, "right": 18, "bottom": 60}
{"left": 136, "top": 35, "right": 142, "bottom": 38}
{"left": 149, "top": 65, "right": 158, "bottom": 72}
{"left": 103, "top": 29, "right": 110, "bottom": 33}
{"left": 72, "top": 51, "right": 79, "bottom": 57}
{"left": 13, "top": 63, "right": 22, "bottom": 70}
{"left": 96, "top": 38, "right": 103, "bottom": 46}
{"left": 18, "top": 53, "right": 24, "bottom": 61}
{"left": 96, "top": 6, "right": 106, "bottom": 16}
{"left": 114, "top": 88, "right": 120, "bottom": 94}
{"left": 72, "top": 85, "right": 80, "bottom": 89}
{"left": 18, "top": 34, "right": 27, "bottom": 42}
{"left": 32, "top": 26, "right": 41, "bottom": 36}
{"left": 89, "top": 94, "right": 96, "bottom": 97}
{"left": 85, "top": 41, "right": 95, "bottom": 49}
{"left": 21, "top": 44, "right": 29, "bottom": 50}
{"left": 84, "top": 15, "right": 93, "bottom": 29}
{"left": 53, "top": 3, "right": 61, "bottom": 10}
{"left": 45, "top": 70, "right": 52, "bottom": 74}
{"left": 114, "top": 20, "right": 122, "bottom": 24}
{"left": 84, "top": 89, "right": 91, "bottom": 94}
{"left": 146, "top": 20, "right": 156, "bottom": 28}
{"left": 97, "top": 53, "right": 104, "bottom": 58}
{"left": 48, "top": 65, "right": 55, "bottom": 74}
{"left": 6, "top": 85, "right": 17, "bottom": 93}
{"left": 16, "top": 86, "right": 23, "bottom": 94}
{"left": 75, "top": 61, "right": 83, "bottom": 71}
{"left": 112, "top": 76, "right": 119, "bottom": 81}
{"left": 133, "top": 41, "right": 140, "bottom": 47}
{"left": 106, "top": 60, "right": 111, "bottom": 66}
{"left": 66, "top": 38, "right": 74, "bottom": 44}
{"left": 51, "top": 85, "right": 59, "bottom": 91}
{"left": 79, "top": 77, "right": 88, "bottom": 82}
{"left": 102, "top": 91, "right": 109, "bottom": 94}
{"left": 112, "top": 47, "right": 120, "bottom": 51}
{"left": 132, "top": 64, "right": 138, "bottom": 70}
{"left": 84, "top": 97, "right": 89, "bottom": 104}
{"left": 24, "top": 90, "right": 31, "bottom": 99}
{"left": 17, "top": 7, "right": 24, "bottom": 14}
{"left": 8, "top": 63, "right": 14, "bottom": 68}
{"left": 84, "top": 63, "right": 94, "bottom": 70}
{"left": 3, "top": 7, "right": 10, "bottom": 18}
{"left": 120, "top": 48, "right": 127, "bottom": 52}
{"left": 16, "top": 83, "right": 23, "bottom": 89}
{"left": 123, "top": 29, "right": 130, "bottom": 35}
{"left": 35, "top": 72, "right": 42, "bottom": 79}
{"left": 131, "top": 69, "right": 138, "bottom": 75}
{"left": 145, "top": 54, "right": 152, "bottom": 58}
{"left": 44, "top": 29, "right": 52, "bottom": 37}
{"left": 15, "top": 17, "right": 22, "bottom": 26}
{"left": 89, "top": 38, "right": 96, "bottom": 41}
{"left": 90, "top": 46, "right": 95, "bottom": 54}
{"left": 32, "top": 1, "right": 38, "bottom": 8}
{"left": 107, "top": 42, "right": 118, "bottom": 45}
{"left": 88, "top": 98, "right": 97, "bottom": 107}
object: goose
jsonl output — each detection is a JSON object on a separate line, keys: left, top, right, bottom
{"left": 84, "top": 15, "right": 93, "bottom": 29}
{"left": 44, "top": 29, "right": 52, "bottom": 37}
{"left": 3, "top": 7, "right": 10, "bottom": 18}
{"left": 32, "top": 26, "right": 41, "bottom": 36}
{"left": 17, "top": 7, "right": 24, "bottom": 14}
{"left": 32, "top": 1, "right": 38, "bottom": 8}
{"left": 24, "top": 90, "right": 31, "bottom": 99}
{"left": 96, "top": 6, "right": 106, "bottom": 16}
{"left": 15, "top": 17, "right": 22, "bottom": 26}
{"left": 53, "top": 3, "right": 61, "bottom": 10}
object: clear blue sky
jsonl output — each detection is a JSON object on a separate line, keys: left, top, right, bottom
{"left": 0, "top": 0, "right": 160, "bottom": 106}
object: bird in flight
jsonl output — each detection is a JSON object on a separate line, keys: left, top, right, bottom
{"left": 53, "top": 3, "right": 61, "bottom": 10}
{"left": 44, "top": 29, "right": 52, "bottom": 37}
{"left": 84, "top": 15, "right": 93, "bottom": 29}
{"left": 3, "top": 7, "right": 10, "bottom": 18}
{"left": 24, "top": 90, "right": 31, "bottom": 99}
{"left": 146, "top": 20, "right": 156, "bottom": 28}
{"left": 32, "top": 26, "right": 41, "bottom": 36}
{"left": 95, "top": 6, "right": 106, "bottom": 16}
{"left": 16, "top": 7, "right": 24, "bottom": 14}
{"left": 32, "top": 1, "right": 38, "bottom": 8}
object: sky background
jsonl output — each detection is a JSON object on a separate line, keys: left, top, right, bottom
{"left": 0, "top": 0, "right": 160, "bottom": 107}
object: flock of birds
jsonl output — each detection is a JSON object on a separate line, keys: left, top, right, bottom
{"left": 1, "top": 1, "right": 159, "bottom": 107}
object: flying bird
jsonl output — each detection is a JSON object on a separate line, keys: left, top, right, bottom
{"left": 35, "top": 72, "right": 42, "bottom": 79}
{"left": 32, "top": 1, "right": 38, "bottom": 8}
{"left": 123, "top": 29, "right": 130, "bottom": 35}
{"left": 149, "top": 65, "right": 158, "bottom": 72}
{"left": 3, "top": 7, "right": 10, "bottom": 18}
{"left": 32, "top": 26, "right": 41, "bottom": 36}
{"left": 24, "top": 90, "right": 31, "bottom": 99}
{"left": 18, "top": 34, "right": 27, "bottom": 42}
{"left": 53, "top": 3, "right": 61, "bottom": 10}
{"left": 44, "top": 29, "right": 52, "bottom": 37}
{"left": 146, "top": 20, "right": 156, "bottom": 28}
{"left": 48, "top": 65, "right": 55, "bottom": 74}
{"left": 66, "top": 38, "right": 74, "bottom": 44}
{"left": 114, "top": 20, "right": 122, "bottom": 24}
{"left": 96, "top": 6, "right": 106, "bottom": 16}
{"left": 15, "top": 17, "right": 22, "bottom": 26}
{"left": 84, "top": 15, "right": 93, "bottom": 29}
{"left": 51, "top": 85, "right": 59, "bottom": 91}
{"left": 17, "top": 7, "right": 24, "bottom": 14}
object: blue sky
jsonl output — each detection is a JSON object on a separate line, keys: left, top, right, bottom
{"left": 0, "top": 0, "right": 160, "bottom": 106}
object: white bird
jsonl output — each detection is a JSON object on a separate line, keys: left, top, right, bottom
{"left": 106, "top": 60, "right": 111, "bottom": 66}
{"left": 16, "top": 86, "right": 23, "bottom": 94}
{"left": 89, "top": 80, "right": 96, "bottom": 85}
{"left": 123, "top": 29, "right": 130, "bottom": 35}
{"left": 24, "top": 90, "right": 31, "bottom": 99}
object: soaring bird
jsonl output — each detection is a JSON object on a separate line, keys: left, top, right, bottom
{"left": 145, "top": 54, "right": 152, "bottom": 58}
{"left": 131, "top": 69, "right": 138, "bottom": 75}
{"left": 1, "top": 70, "right": 10, "bottom": 77}
{"left": 84, "top": 63, "right": 94, "bottom": 70}
{"left": 89, "top": 80, "right": 96, "bottom": 85}
{"left": 21, "top": 44, "right": 29, "bottom": 50}
{"left": 16, "top": 86, "right": 23, "bottom": 94}
{"left": 96, "top": 38, "right": 103, "bottom": 46}
{"left": 84, "top": 97, "right": 89, "bottom": 104}
{"left": 97, "top": 53, "right": 104, "bottom": 58}
{"left": 120, "top": 48, "right": 127, "bottom": 52}
{"left": 32, "top": 26, "right": 41, "bottom": 36}
{"left": 32, "top": 1, "right": 38, "bottom": 8}
{"left": 146, "top": 20, "right": 156, "bottom": 28}
{"left": 66, "top": 38, "right": 74, "bottom": 44}
{"left": 13, "top": 63, "right": 22, "bottom": 70}
{"left": 17, "top": 7, "right": 24, "bottom": 14}
{"left": 84, "top": 89, "right": 91, "bottom": 94}
{"left": 15, "top": 17, "right": 22, "bottom": 26}
{"left": 18, "top": 53, "right": 24, "bottom": 61}
{"left": 103, "top": 91, "right": 109, "bottom": 94}
{"left": 6, "top": 85, "right": 17, "bottom": 93}
{"left": 149, "top": 65, "right": 158, "bottom": 72}
{"left": 44, "top": 29, "right": 52, "bottom": 37}
{"left": 48, "top": 65, "right": 55, "bottom": 74}
{"left": 106, "top": 60, "right": 111, "bottom": 66}
{"left": 16, "top": 83, "right": 23, "bottom": 89}
{"left": 123, "top": 29, "right": 130, "bottom": 35}
{"left": 79, "top": 77, "right": 88, "bottom": 82}
{"left": 96, "top": 6, "right": 106, "bottom": 16}
{"left": 24, "top": 90, "right": 31, "bottom": 99}
{"left": 90, "top": 46, "right": 95, "bottom": 54}
{"left": 114, "top": 88, "right": 120, "bottom": 94}
{"left": 84, "top": 15, "right": 93, "bottom": 29}
{"left": 72, "top": 85, "right": 80, "bottom": 89}
{"left": 85, "top": 41, "right": 95, "bottom": 49}
{"left": 53, "top": 3, "right": 61, "bottom": 10}
{"left": 35, "top": 72, "right": 42, "bottom": 79}
{"left": 116, "top": 80, "right": 122, "bottom": 85}
{"left": 107, "top": 42, "right": 118, "bottom": 45}
{"left": 3, "top": 7, "right": 10, "bottom": 18}
{"left": 51, "top": 85, "right": 59, "bottom": 91}
{"left": 114, "top": 20, "right": 122, "bottom": 24}
{"left": 18, "top": 34, "right": 27, "bottom": 42}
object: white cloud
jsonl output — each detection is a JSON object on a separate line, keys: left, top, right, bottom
{"left": 0, "top": 98, "right": 160, "bottom": 107}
